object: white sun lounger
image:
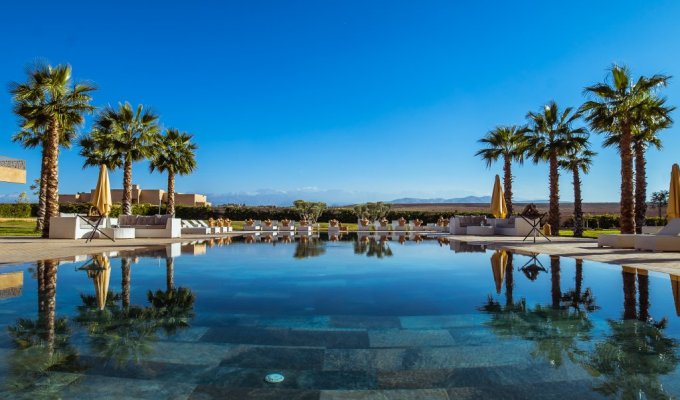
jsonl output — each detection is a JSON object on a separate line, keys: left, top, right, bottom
{"left": 634, "top": 219, "right": 680, "bottom": 252}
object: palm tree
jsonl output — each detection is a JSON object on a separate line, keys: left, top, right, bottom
{"left": 650, "top": 190, "right": 669, "bottom": 218}
{"left": 12, "top": 125, "right": 76, "bottom": 232}
{"left": 599, "top": 95, "right": 674, "bottom": 233}
{"left": 89, "top": 102, "right": 159, "bottom": 215}
{"left": 149, "top": 129, "right": 198, "bottom": 216}
{"left": 475, "top": 125, "right": 526, "bottom": 214}
{"left": 581, "top": 65, "right": 673, "bottom": 234}
{"left": 525, "top": 101, "right": 588, "bottom": 234}
{"left": 558, "top": 145, "right": 596, "bottom": 237}
{"left": 79, "top": 128, "right": 124, "bottom": 171}
{"left": 9, "top": 63, "right": 95, "bottom": 237}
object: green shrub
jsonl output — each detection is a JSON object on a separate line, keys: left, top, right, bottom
{"left": 0, "top": 203, "right": 32, "bottom": 218}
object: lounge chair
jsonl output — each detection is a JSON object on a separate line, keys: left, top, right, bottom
{"left": 242, "top": 219, "right": 261, "bottom": 231}
{"left": 358, "top": 218, "right": 371, "bottom": 231}
{"left": 181, "top": 220, "right": 211, "bottom": 235}
{"left": 634, "top": 219, "right": 680, "bottom": 252}
{"left": 279, "top": 219, "right": 295, "bottom": 232}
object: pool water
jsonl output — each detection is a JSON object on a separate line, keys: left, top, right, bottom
{"left": 1, "top": 233, "right": 680, "bottom": 399}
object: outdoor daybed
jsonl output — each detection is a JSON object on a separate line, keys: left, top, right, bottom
{"left": 117, "top": 214, "right": 181, "bottom": 238}
{"left": 634, "top": 219, "right": 680, "bottom": 252}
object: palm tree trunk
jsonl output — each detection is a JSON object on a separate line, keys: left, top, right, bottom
{"left": 637, "top": 270, "right": 649, "bottom": 322}
{"left": 166, "top": 257, "right": 174, "bottom": 292}
{"left": 41, "top": 119, "right": 61, "bottom": 238}
{"left": 167, "top": 171, "right": 175, "bottom": 216}
{"left": 622, "top": 267, "right": 637, "bottom": 320}
{"left": 548, "top": 151, "right": 560, "bottom": 235}
{"left": 36, "top": 260, "right": 46, "bottom": 313}
{"left": 550, "top": 256, "right": 561, "bottom": 309}
{"left": 122, "top": 159, "right": 133, "bottom": 216}
{"left": 634, "top": 141, "right": 647, "bottom": 234}
{"left": 572, "top": 166, "right": 583, "bottom": 237}
{"left": 503, "top": 155, "right": 513, "bottom": 215}
{"left": 121, "top": 257, "right": 131, "bottom": 309}
{"left": 619, "top": 125, "right": 635, "bottom": 234}
{"left": 574, "top": 259, "right": 583, "bottom": 300}
{"left": 36, "top": 146, "right": 49, "bottom": 232}
{"left": 42, "top": 259, "right": 58, "bottom": 356}
{"left": 505, "top": 253, "right": 514, "bottom": 307}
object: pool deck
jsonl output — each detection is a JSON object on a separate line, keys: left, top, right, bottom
{"left": 0, "top": 235, "right": 223, "bottom": 264}
{"left": 1, "top": 234, "right": 680, "bottom": 275}
{"left": 448, "top": 234, "right": 680, "bottom": 275}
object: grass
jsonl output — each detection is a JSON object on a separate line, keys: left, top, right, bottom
{"left": 559, "top": 229, "right": 620, "bottom": 239}
{"left": 0, "top": 219, "right": 40, "bottom": 237}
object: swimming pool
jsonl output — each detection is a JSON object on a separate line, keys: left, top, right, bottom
{"left": 1, "top": 233, "right": 679, "bottom": 399}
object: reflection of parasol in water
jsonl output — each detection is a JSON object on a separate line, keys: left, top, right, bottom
{"left": 519, "top": 253, "right": 546, "bottom": 281}
{"left": 490, "top": 250, "right": 508, "bottom": 294}
{"left": 671, "top": 274, "right": 680, "bottom": 316}
{"left": 79, "top": 254, "right": 111, "bottom": 310}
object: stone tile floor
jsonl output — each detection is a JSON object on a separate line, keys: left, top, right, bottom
{"left": 0, "top": 314, "right": 611, "bottom": 399}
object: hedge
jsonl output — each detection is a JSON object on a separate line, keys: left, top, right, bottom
{"left": 0, "top": 202, "right": 670, "bottom": 228}
{"left": 0, "top": 203, "right": 32, "bottom": 218}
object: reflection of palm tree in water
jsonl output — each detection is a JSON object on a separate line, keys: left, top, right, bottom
{"left": 147, "top": 256, "right": 196, "bottom": 335}
{"left": 6, "top": 259, "right": 75, "bottom": 396}
{"left": 121, "top": 257, "right": 132, "bottom": 309}
{"left": 481, "top": 255, "right": 594, "bottom": 368}
{"left": 561, "top": 259, "right": 597, "bottom": 312}
{"left": 580, "top": 267, "right": 678, "bottom": 399}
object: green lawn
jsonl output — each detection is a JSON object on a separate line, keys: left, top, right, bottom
{"left": 0, "top": 220, "right": 40, "bottom": 237}
{"left": 559, "top": 229, "right": 619, "bottom": 239}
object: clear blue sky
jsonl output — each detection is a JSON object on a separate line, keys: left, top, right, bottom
{"left": 1, "top": 1, "right": 680, "bottom": 205}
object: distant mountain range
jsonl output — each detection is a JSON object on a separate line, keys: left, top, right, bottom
{"left": 388, "top": 196, "right": 549, "bottom": 204}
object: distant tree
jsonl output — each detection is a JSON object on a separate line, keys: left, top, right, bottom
{"left": 581, "top": 65, "right": 673, "bottom": 234}
{"left": 10, "top": 63, "right": 95, "bottom": 236}
{"left": 475, "top": 125, "right": 527, "bottom": 214}
{"left": 525, "top": 101, "right": 588, "bottom": 234}
{"left": 292, "top": 200, "right": 326, "bottom": 223}
{"left": 559, "top": 144, "right": 596, "bottom": 237}
{"left": 650, "top": 190, "right": 669, "bottom": 218}
{"left": 149, "top": 129, "right": 198, "bottom": 216}
{"left": 365, "top": 202, "right": 391, "bottom": 221}
{"left": 16, "top": 192, "right": 29, "bottom": 204}
{"left": 352, "top": 204, "right": 368, "bottom": 220}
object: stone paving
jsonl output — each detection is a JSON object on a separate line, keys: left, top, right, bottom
{"left": 0, "top": 234, "right": 222, "bottom": 264}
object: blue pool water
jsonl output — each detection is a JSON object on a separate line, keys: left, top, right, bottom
{"left": 1, "top": 233, "right": 680, "bottom": 399}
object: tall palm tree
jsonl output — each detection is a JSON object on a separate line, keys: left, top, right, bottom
{"left": 475, "top": 125, "right": 526, "bottom": 214}
{"left": 12, "top": 125, "right": 76, "bottom": 232}
{"left": 89, "top": 102, "right": 159, "bottom": 215}
{"left": 581, "top": 65, "right": 673, "bottom": 234}
{"left": 525, "top": 101, "right": 588, "bottom": 234}
{"left": 9, "top": 63, "right": 95, "bottom": 237}
{"left": 79, "top": 128, "right": 124, "bottom": 171}
{"left": 558, "top": 145, "right": 596, "bottom": 237}
{"left": 149, "top": 129, "right": 198, "bottom": 216}
{"left": 600, "top": 96, "right": 674, "bottom": 233}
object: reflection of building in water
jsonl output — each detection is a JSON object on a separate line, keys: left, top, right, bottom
{"left": 0, "top": 271, "right": 23, "bottom": 299}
